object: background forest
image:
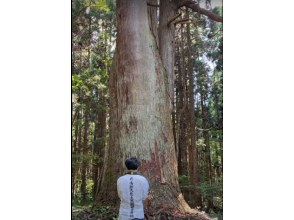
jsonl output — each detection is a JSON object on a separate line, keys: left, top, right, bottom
{"left": 72, "top": 0, "right": 223, "bottom": 219}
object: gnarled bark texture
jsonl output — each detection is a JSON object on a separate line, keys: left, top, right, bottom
{"left": 97, "top": 0, "right": 191, "bottom": 213}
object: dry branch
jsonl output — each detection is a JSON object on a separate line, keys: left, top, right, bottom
{"left": 175, "top": 0, "right": 223, "bottom": 23}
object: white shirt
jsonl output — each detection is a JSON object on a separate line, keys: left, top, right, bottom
{"left": 117, "top": 174, "right": 149, "bottom": 220}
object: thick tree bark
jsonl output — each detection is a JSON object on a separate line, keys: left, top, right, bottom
{"left": 147, "top": 0, "right": 159, "bottom": 47}
{"left": 97, "top": 0, "right": 192, "bottom": 213}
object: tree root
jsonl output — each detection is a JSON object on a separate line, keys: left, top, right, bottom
{"left": 145, "top": 206, "right": 213, "bottom": 220}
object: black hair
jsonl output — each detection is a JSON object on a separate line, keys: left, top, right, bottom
{"left": 125, "top": 157, "right": 140, "bottom": 170}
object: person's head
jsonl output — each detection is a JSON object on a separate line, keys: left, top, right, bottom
{"left": 125, "top": 157, "right": 140, "bottom": 170}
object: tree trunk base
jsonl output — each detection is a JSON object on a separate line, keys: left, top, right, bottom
{"left": 145, "top": 207, "right": 212, "bottom": 220}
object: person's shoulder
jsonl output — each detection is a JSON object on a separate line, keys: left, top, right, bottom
{"left": 137, "top": 174, "right": 148, "bottom": 181}
{"left": 117, "top": 175, "right": 126, "bottom": 182}
{"left": 137, "top": 175, "right": 149, "bottom": 187}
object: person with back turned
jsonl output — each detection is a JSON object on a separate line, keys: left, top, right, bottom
{"left": 117, "top": 157, "right": 149, "bottom": 220}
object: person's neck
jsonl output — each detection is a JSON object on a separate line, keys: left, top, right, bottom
{"left": 127, "top": 170, "right": 138, "bottom": 175}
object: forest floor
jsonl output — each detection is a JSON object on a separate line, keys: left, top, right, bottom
{"left": 72, "top": 204, "right": 222, "bottom": 220}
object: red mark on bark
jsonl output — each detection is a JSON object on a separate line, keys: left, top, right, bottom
{"left": 140, "top": 141, "right": 162, "bottom": 182}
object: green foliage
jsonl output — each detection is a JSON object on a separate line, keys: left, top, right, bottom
{"left": 72, "top": 0, "right": 115, "bottom": 203}
{"left": 72, "top": 194, "right": 93, "bottom": 206}
{"left": 90, "top": 0, "right": 110, "bottom": 12}
{"left": 72, "top": 205, "right": 118, "bottom": 220}
{"left": 206, "top": 8, "right": 223, "bottom": 72}
{"left": 209, "top": 209, "right": 223, "bottom": 220}
{"left": 212, "top": 6, "right": 223, "bottom": 17}
{"left": 178, "top": 175, "right": 189, "bottom": 185}
{"left": 198, "top": 181, "right": 223, "bottom": 213}
{"left": 72, "top": 152, "right": 99, "bottom": 163}
{"left": 198, "top": 182, "right": 222, "bottom": 198}
{"left": 196, "top": 138, "right": 206, "bottom": 150}
{"left": 174, "top": 8, "right": 223, "bottom": 215}
{"left": 72, "top": 179, "right": 95, "bottom": 205}
{"left": 72, "top": 74, "right": 84, "bottom": 92}
{"left": 86, "top": 179, "right": 94, "bottom": 195}
{"left": 96, "top": 205, "right": 110, "bottom": 215}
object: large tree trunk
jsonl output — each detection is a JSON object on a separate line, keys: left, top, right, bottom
{"left": 97, "top": 0, "right": 191, "bottom": 213}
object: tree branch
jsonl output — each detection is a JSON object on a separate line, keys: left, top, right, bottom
{"left": 196, "top": 126, "right": 211, "bottom": 131}
{"left": 175, "top": 0, "right": 192, "bottom": 8}
{"left": 174, "top": 18, "right": 190, "bottom": 25}
{"left": 147, "top": 2, "right": 160, "bottom": 7}
{"left": 175, "top": 0, "right": 223, "bottom": 23}
{"left": 167, "top": 13, "right": 182, "bottom": 26}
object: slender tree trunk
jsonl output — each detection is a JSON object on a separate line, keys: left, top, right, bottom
{"left": 97, "top": 0, "right": 192, "bottom": 213}
{"left": 72, "top": 42, "right": 76, "bottom": 73}
{"left": 174, "top": 44, "right": 180, "bottom": 159}
{"left": 172, "top": 102, "right": 177, "bottom": 155}
{"left": 72, "top": 112, "right": 80, "bottom": 198}
{"left": 187, "top": 10, "right": 196, "bottom": 184}
{"left": 220, "top": 140, "right": 223, "bottom": 177}
{"left": 74, "top": 110, "right": 83, "bottom": 196}
{"left": 92, "top": 91, "right": 107, "bottom": 199}
{"left": 213, "top": 87, "right": 223, "bottom": 181}
{"left": 201, "top": 95, "right": 214, "bottom": 210}
{"left": 88, "top": 15, "right": 91, "bottom": 66}
{"left": 81, "top": 106, "right": 90, "bottom": 203}
{"left": 94, "top": 20, "right": 111, "bottom": 199}
{"left": 72, "top": 107, "right": 79, "bottom": 125}
{"left": 176, "top": 66, "right": 184, "bottom": 175}
{"left": 186, "top": 9, "right": 202, "bottom": 207}
{"left": 79, "top": 44, "right": 82, "bottom": 70}
{"left": 195, "top": 99, "right": 203, "bottom": 207}
{"left": 159, "top": 0, "right": 177, "bottom": 109}
{"left": 92, "top": 113, "right": 100, "bottom": 200}
{"left": 177, "top": 24, "right": 188, "bottom": 176}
